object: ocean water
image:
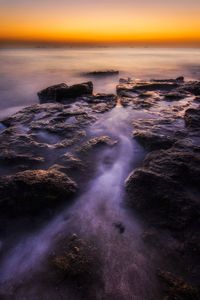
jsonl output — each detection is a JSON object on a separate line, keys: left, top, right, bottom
{"left": 0, "top": 47, "right": 200, "bottom": 119}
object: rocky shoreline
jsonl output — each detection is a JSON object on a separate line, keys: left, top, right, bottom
{"left": 0, "top": 77, "right": 200, "bottom": 299}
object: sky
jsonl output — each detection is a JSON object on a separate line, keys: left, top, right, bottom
{"left": 0, "top": 0, "right": 200, "bottom": 46}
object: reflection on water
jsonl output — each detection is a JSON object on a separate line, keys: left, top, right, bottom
{"left": 0, "top": 47, "right": 200, "bottom": 118}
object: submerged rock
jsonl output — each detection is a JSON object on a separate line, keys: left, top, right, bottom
{"left": 38, "top": 81, "right": 93, "bottom": 103}
{"left": 0, "top": 169, "right": 77, "bottom": 216}
{"left": 83, "top": 70, "right": 119, "bottom": 76}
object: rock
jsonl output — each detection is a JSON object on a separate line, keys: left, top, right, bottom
{"left": 132, "top": 118, "right": 186, "bottom": 151}
{"left": 179, "top": 81, "right": 200, "bottom": 96}
{"left": 134, "top": 130, "right": 175, "bottom": 150}
{"left": 59, "top": 153, "right": 84, "bottom": 171}
{"left": 164, "top": 92, "right": 187, "bottom": 100}
{"left": 158, "top": 270, "right": 200, "bottom": 300}
{"left": 113, "top": 222, "right": 125, "bottom": 234}
{"left": 76, "top": 136, "right": 118, "bottom": 155}
{"left": 0, "top": 169, "right": 77, "bottom": 216}
{"left": 0, "top": 104, "right": 97, "bottom": 172}
{"left": 51, "top": 234, "right": 102, "bottom": 289}
{"left": 83, "top": 70, "right": 119, "bottom": 76}
{"left": 150, "top": 76, "right": 184, "bottom": 83}
{"left": 184, "top": 107, "right": 200, "bottom": 128}
{"left": 85, "top": 93, "right": 117, "bottom": 112}
{"left": 38, "top": 82, "right": 93, "bottom": 103}
{"left": 117, "top": 80, "right": 179, "bottom": 95}
{"left": 125, "top": 145, "right": 200, "bottom": 229}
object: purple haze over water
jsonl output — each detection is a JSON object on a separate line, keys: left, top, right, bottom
{"left": 0, "top": 47, "right": 200, "bottom": 119}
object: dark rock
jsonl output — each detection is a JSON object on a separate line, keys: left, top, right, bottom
{"left": 83, "top": 70, "right": 119, "bottom": 77}
{"left": 158, "top": 270, "right": 200, "bottom": 300}
{"left": 164, "top": 92, "right": 187, "bottom": 100}
{"left": 132, "top": 118, "right": 186, "bottom": 151}
{"left": 150, "top": 76, "right": 184, "bottom": 83}
{"left": 76, "top": 136, "right": 118, "bottom": 155}
{"left": 117, "top": 80, "right": 179, "bottom": 95}
{"left": 0, "top": 169, "right": 77, "bottom": 216}
{"left": 51, "top": 234, "right": 102, "bottom": 290}
{"left": 113, "top": 222, "right": 125, "bottom": 234}
{"left": 134, "top": 130, "right": 175, "bottom": 150}
{"left": 38, "top": 82, "right": 93, "bottom": 103}
{"left": 125, "top": 146, "right": 200, "bottom": 229}
{"left": 179, "top": 81, "right": 200, "bottom": 96}
{"left": 184, "top": 107, "right": 200, "bottom": 128}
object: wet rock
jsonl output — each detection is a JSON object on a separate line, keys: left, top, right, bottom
{"left": 179, "top": 81, "right": 200, "bottom": 96}
{"left": 134, "top": 130, "right": 175, "bottom": 150}
{"left": 0, "top": 169, "right": 77, "bottom": 216}
{"left": 132, "top": 118, "right": 186, "bottom": 151}
{"left": 83, "top": 70, "right": 119, "bottom": 76}
{"left": 113, "top": 222, "right": 125, "bottom": 234}
{"left": 38, "top": 82, "right": 93, "bottom": 103}
{"left": 150, "top": 76, "right": 184, "bottom": 83}
{"left": 52, "top": 234, "right": 102, "bottom": 290}
{"left": 59, "top": 153, "right": 84, "bottom": 170}
{"left": 76, "top": 136, "right": 118, "bottom": 154}
{"left": 125, "top": 145, "right": 200, "bottom": 229}
{"left": 117, "top": 80, "right": 179, "bottom": 95}
{"left": 85, "top": 93, "right": 117, "bottom": 112}
{"left": 0, "top": 104, "right": 97, "bottom": 172}
{"left": 158, "top": 270, "right": 200, "bottom": 300}
{"left": 184, "top": 107, "right": 200, "bottom": 128}
{"left": 164, "top": 92, "right": 187, "bottom": 101}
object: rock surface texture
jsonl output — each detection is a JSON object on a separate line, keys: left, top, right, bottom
{"left": 0, "top": 78, "right": 200, "bottom": 299}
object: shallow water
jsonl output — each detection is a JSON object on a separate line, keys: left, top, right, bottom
{"left": 0, "top": 47, "right": 199, "bottom": 299}
{"left": 0, "top": 104, "right": 161, "bottom": 299}
{"left": 0, "top": 47, "right": 200, "bottom": 119}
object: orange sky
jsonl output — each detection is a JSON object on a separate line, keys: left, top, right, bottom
{"left": 0, "top": 0, "right": 200, "bottom": 45}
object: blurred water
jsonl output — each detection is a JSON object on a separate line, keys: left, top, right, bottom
{"left": 0, "top": 47, "right": 200, "bottom": 119}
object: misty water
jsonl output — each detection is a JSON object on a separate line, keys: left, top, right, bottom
{"left": 0, "top": 103, "right": 160, "bottom": 299}
{"left": 0, "top": 47, "right": 200, "bottom": 299}
{"left": 0, "top": 47, "right": 200, "bottom": 119}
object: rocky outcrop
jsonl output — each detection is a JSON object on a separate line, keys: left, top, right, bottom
{"left": 179, "top": 81, "right": 200, "bottom": 96}
{"left": 76, "top": 136, "right": 118, "bottom": 155}
{"left": 51, "top": 234, "right": 102, "bottom": 293}
{"left": 158, "top": 271, "right": 200, "bottom": 300}
{"left": 0, "top": 169, "right": 77, "bottom": 216}
{"left": 38, "top": 82, "right": 93, "bottom": 103}
{"left": 184, "top": 107, "right": 200, "bottom": 128}
{"left": 125, "top": 144, "right": 200, "bottom": 229}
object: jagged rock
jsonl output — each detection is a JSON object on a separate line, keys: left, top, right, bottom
{"left": 0, "top": 169, "right": 77, "bottom": 216}
{"left": 125, "top": 146, "right": 200, "bottom": 229}
{"left": 132, "top": 118, "right": 186, "bottom": 150}
{"left": 51, "top": 234, "right": 102, "bottom": 290}
{"left": 179, "top": 81, "right": 200, "bottom": 96}
{"left": 134, "top": 130, "right": 175, "bottom": 150}
{"left": 76, "top": 136, "right": 118, "bottom": 154}
{"left": 164, "top": 92, "right": 187, "bottom": 100}
{"left": 117, "top": 80, "right": 179, "bottom": 95}
{"left": 184, "top": 107, "right": 200, "bottom": 128}
{"left": 38, "top": 82, "right": 93, "bottom": 103}
{"left": 0, "top": 104, "right": 97, "bottom": 172}
{"left": 150, "top": 76, "right": 184, "bottom": 83}
{"left": 158, "top": 270, "right": 200, "bottom": 300}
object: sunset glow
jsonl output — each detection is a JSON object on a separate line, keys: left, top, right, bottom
{"left": 0, "top": 0, "right": 200, "bottom": 45}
